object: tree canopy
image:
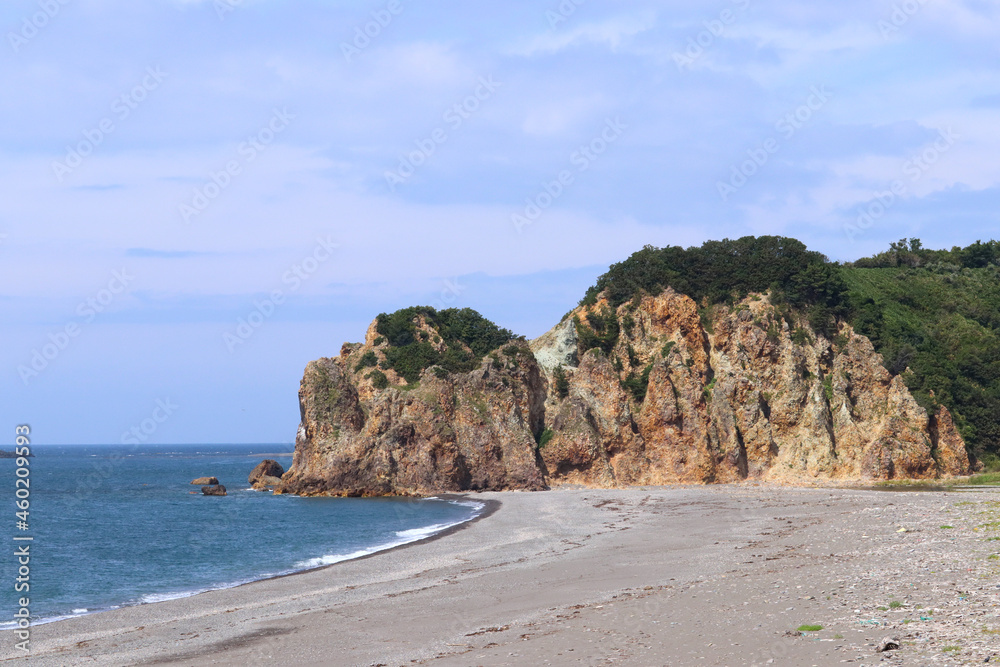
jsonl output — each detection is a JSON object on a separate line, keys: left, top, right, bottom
{"left": 373, "top": 306, "right": 514, "bottom": 383}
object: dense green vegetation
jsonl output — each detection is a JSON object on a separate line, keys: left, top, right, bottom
{"left": 553, "top": 365, "right": 570, "bottom": 399}
{"left": 622, "top": 363, "right": 654, "bottom": 403}
{"left": 367, "top": 369, "right": 389, "bottom": 390}
{"left": 580, "top": 236, "right": 848, "bottom": 336}
{"left": 574, "top": 309, "right": 620, "bottom": 355}
{"left": 851, "top": 238, "right": 1000, "bottom": 270}
{"left": 841, "top": 241, "right": 1000, "bottom": 468}
{"left": 354, "top": 350, "right": 378, "bottom": 372}
{"left": 576, "top": 236, "right": 1000, "bottom": 467}
{"left": 373, "top": 307, "right": 514, "bottom": 383}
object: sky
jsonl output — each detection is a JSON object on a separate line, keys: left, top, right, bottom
{"left": 2, "top": 0, "right": 998, "bottom": 445}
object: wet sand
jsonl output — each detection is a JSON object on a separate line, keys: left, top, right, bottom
{"left": 3, "top": 486, "right": 999, "bottom": 666}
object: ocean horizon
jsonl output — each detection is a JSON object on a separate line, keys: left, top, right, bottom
{"left": 0, "top": 444, "right": 483, "bottom": 628}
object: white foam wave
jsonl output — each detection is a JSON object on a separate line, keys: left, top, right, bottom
{"left": 293, "top": 513, "right": 477, "bottom": 571}
{"left": 294, "top": 548, "right": 382, "bottom": 569}
{"left": 139, "top": 590, "right": 207, "bottom": 604}
{"left": 446, "top": 499, "right": 485, "bottom": 512}
{"left": 0, "top": 606, "right": 95, "bottom": 630}
{"left": 395, "top": 522, "right": 458, "bottom": 540}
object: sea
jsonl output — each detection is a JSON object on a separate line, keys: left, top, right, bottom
{"left": 0, "top": 444, "right": 483, "bottom": 628}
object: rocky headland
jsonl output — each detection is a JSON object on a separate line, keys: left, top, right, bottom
{"left": 277, "top": 288, "right": 970, "bottom": 497}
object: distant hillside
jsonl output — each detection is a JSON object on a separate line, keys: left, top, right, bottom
{"left": 843, "top": 240, "right": 1000, "bottom": 468}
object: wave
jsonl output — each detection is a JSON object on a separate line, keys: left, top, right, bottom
{"left": 0, "top": 606, "right": 107, "bottom": 630}
{"left": 139, "top": 590, "right": 209, "bottom": 604}
{"left": 394, "top": 521, "right": 461, "bottom": 540}
{"left": 426, "top": 496, "right": 486, "bottom": 512}
{"left": 292, "top": 513, "right": 479, "bottom": 570}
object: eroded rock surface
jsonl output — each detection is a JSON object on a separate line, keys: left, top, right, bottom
{"left": 532, "top": 290, "right": 970, "bottom": 486}
{"left": 280, "top": 291, "right": 970, "bottom": 496}
{"left": 280, "top": 335, "right": 546, "bottom": 497}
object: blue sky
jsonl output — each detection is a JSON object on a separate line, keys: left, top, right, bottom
{"left": 2, "top": 0, "right": 998, "bottom": 444}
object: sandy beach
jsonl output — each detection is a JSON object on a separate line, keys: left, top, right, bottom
{"left": 5, "top": 485, "right": 1000, "bottom": 666}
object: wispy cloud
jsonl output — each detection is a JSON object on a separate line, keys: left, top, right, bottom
{"left": 514, "top": 14, "right": 656, "bottom": 57}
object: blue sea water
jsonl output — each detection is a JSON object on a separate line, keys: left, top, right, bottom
{"left": 0, "top": 444, "right": 483, "bottom": 627}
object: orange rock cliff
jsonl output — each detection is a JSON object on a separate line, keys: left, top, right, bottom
{"left": 278, "top": 290, "right": 970, "bottom": 496}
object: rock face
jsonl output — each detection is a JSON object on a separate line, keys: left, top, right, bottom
{"left": 249, "top": 460, "right": 284, "bottom": 489}
{"left": 202, "top": 484, "right": 227, "bottom": 496}
{"left": 190, "top": 476, "right": 219, "bottom": 485}
{"left": 279, "top": 333, "right": 547, "bottom": 497}
{"left": 532, "top": 289, "right": 970, "bottom": 486}
{"left": 280, "top": 290, "right": 971, "bottom": 496}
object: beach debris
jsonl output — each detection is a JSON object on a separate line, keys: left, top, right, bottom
{"left": 202, "top": 484, "right": 227, "bottom": 496}
{"left": 249, "top": 460, "right": 285, "bottom": 489}
{"left": 465, "top": 625, "right": 510, "bottom": 636}
{"left": 876, "top": 636, "right": 900, "bottom": 652}
{"left": 190, "top": 476, "right": 219, "bottom": 485}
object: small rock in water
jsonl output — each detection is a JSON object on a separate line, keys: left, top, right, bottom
{"left": 876, "top": 636, "right": 900, "bottom": 652}
{"left": 190, "top": 476, "right": 219, "bottom": 485}
{"left": 202, "top": 484, "right": 227, "bottom": 496}
{"left": 249, "top": 460, "right": 284, "bottom": 489}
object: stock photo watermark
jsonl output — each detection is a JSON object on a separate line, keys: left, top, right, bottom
{"left": 62, "top": 401, "right": 179, "bottom": 509}
{"left": 7, "top": 0, "right": 71, "bottom": 53}
{"left": 844, "top": 127, "right": 959, "bottom": 242}
{"left": 430, "top": 277, "right": 465, "bottom": 311}
{"left": 673, "top": 0, "right": 751, "bottom": 72}
{"left": 546, "top": 0, "right": 586, "bottom": 29}
{"left": 214, "top": 0, "right": 244, "bottom": 20}
{"left": 179, "top": 108, "right": 294, "bottom": 222}
{"left": 384, "top": 75, "right": 502, "bottom": 191}
{"left": 341, "top": 0, "right": 406, "bottom": 62}
{"left": 512, "top": 117, "right": 627, "bottom": 233}
{"left": 121, "top": 398, "right": 180, "bottom": 446}
{"left": 51, "top": 66, "right": 168, "bottom": 182}
{"left": 12, "top": 424, "right": 32, "bottom": 652}
{"left": 717, "top": 85, "right": 832, "bottom": 202}
{"left": 223, "top": 236, "right": 338, "bottom": 352}
{"left": 17, "top": 269, "right": 134, "bottom": 385}
{"left": 877, "top": 0, "right": 931, "bottom": 38}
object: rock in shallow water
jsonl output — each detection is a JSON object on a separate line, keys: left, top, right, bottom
{"left": 201, "top": 484, "right": 227, "bottom": 496}
{"left": 190, "top": 476, "right": 219, "bottom": 485}
{"left": 249, "top": 460, "right": 285, "bottom": 490}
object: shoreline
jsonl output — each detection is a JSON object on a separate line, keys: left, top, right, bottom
{"left": 256, "top": 494, "right": 501, "bottom": 584}
{"left": 17, "top": 479, "right": 985, "bottom": 633}
{"left": 5, "top": 494, "right": 497, "bottom": 633}
{"left": 14, "top": 479, "right": 976, "bottom": 630}
{"left": 6, "top": 486, "right": 999, "bottom": 666}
